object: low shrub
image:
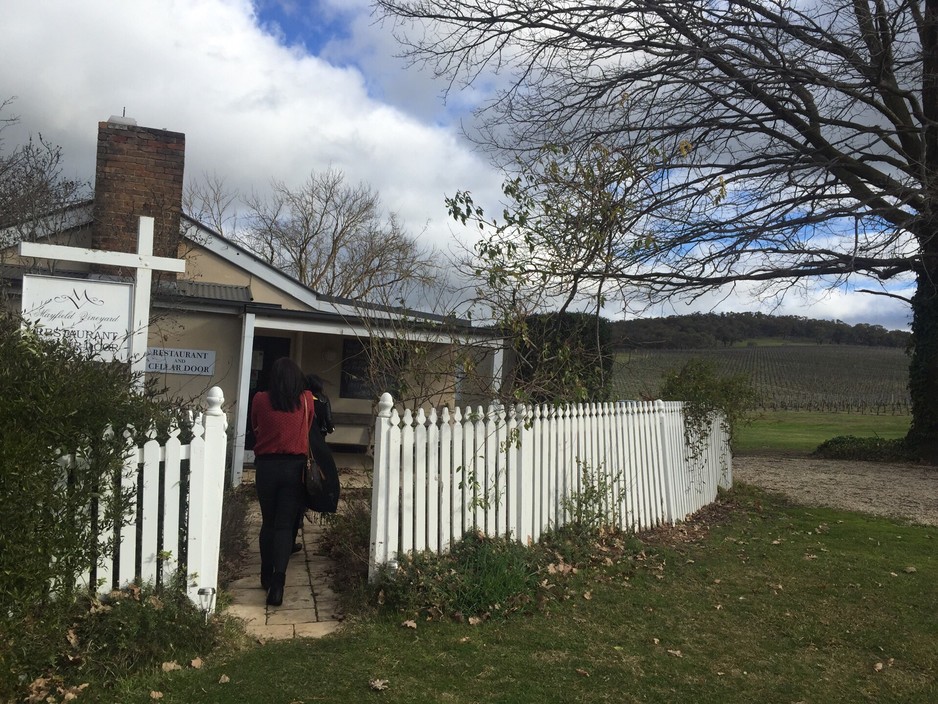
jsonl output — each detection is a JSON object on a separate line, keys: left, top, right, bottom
{"left": 539, "top": 523, "right": 638, "bottom": 569}
{"left": 3, "top": 581, "right": 220, "bottom": 703}
{"left": 0, "top": 599, "right": 75, "bottom": 701}
{"left": 813, "top": 435, "right": 916, "bottom": 462}
{"left": 73, "top": 582, "right": 216, "bottom": 681}
{"left": 319, "top": 487, "right": 373, "bottom": 590}
{"left": 375, "top": 533, "right": 551, "bottom": 620}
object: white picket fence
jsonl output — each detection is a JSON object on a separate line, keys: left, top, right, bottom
{"left": 75, "top": 387, "right": 228, "bottom": 611}
{"left": 368, "top": 393, "right": 732, "bottom": 579}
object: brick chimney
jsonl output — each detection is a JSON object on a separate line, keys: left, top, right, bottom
{"left": 92, "top": 117, "right": 185, "bottom": 271}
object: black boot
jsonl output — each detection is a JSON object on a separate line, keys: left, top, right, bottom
{"left": 266, "top": 572, "right": 286, "bottom": 606}
{"left": 261, "top": 562, "right": 273, "bottom": 590}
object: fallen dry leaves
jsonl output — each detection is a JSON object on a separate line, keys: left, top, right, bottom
{"left": 61, "top": 683, "right": 89, "bottom": 702}
{"left": 26, "top": 677, "right": 90, "bottom": 703}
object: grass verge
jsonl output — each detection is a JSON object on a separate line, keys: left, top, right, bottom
{"left": 101, "top": 485, "right": 937, "bottom": 703}
{"left": 735, "top": 411, "right": 911, "bottom": 453}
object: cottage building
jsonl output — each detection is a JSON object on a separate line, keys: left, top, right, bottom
{"left": 1, "top": 117, "right": 503, "bottom": 483}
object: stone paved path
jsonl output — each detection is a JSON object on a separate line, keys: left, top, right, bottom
{"left": 224, "top": 453, "right": 371, "bottom": 641}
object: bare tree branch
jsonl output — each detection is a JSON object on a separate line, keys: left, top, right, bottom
{"left": 0, "top": 99, "right": 88, "bottom": 262}
{"left": 240, "top": 167, "right": 443, "bottom": 304}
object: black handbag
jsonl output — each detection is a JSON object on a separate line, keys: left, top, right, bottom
{"left": 302, "top": 397, "right": 340, "bottom": 513}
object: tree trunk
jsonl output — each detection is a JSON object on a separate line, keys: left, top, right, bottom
{"left": 910, "top": 1, "right": 938, "bottom": 460}
{"left": 907, "top": 238, "right": 938, "bottom": 460}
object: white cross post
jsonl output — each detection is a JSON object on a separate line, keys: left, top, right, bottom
{"left": 19, "top": 216, "right": 186, "bottom": 390}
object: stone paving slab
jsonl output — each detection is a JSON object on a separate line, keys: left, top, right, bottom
{"left": 267, "top": 607, "right": 317, "bottom": 626}
{"left": 245, "top": 623, "right": 295, "bottom": 641}
{"left": 295, "top": 621, "right": 343, "bottom": 638}
{"left": 222, "top": 454, "right": 370, "bottom": 640}
{"left": 225, "top": 603, "right": 266, "bottom": 627}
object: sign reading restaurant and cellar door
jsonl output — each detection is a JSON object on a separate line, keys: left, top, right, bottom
{"left": 146, "top": 347, "right": 216, "bottom": 376}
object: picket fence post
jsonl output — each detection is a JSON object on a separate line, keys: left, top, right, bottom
{"left": 368, "top": 393, "right": 396, "bottom": 581}
{"left": 185, "top": 386, "right": 227, "bottom": 610}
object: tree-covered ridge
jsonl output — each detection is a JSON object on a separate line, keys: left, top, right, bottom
{"left": 610, "top": 312, "right": 910, "bottom": 350}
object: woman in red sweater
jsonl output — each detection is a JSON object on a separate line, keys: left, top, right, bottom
{"left": 250, "top": 357, "right": 314, "bottom": 606}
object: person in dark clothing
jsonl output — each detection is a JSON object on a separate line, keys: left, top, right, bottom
{"left": 293, "top": 373, "right": 340, "bottom": 535}
{"left": 306, "top": 374, "right": 335, "bottom": 437}
{"left": 306, "top": 374, "right": 338, "bottom": 493}
{"left": 250, "top": 357, "right": 314, "bottom": 606}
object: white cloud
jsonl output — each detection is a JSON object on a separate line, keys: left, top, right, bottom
{"left": 0, "top": 0, "right": 502, "bottom": 259}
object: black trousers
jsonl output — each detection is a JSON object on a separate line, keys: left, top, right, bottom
{"left": 254, "top": 454, "right": 305, "bottom": 576}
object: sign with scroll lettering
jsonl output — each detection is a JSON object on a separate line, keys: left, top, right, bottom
{"left": 21, "top": 274, "right": 133, "bottom": 362}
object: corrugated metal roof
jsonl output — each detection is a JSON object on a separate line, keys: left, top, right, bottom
{"left": 162, "top": 280, "right": 252, "bottom": 303}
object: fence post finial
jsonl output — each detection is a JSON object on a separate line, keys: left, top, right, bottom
{"left": 206, "top": 386, "right": 224, "bottom": 415}
{"left": 378, "top": 392, "right": 394, "bottom": 418}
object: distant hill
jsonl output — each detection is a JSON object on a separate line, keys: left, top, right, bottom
{"left": 609, "top": 312, "right": 910, "bottom": 349}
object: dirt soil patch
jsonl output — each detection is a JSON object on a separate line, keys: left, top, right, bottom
{"left": 733, "top": 454, "right": 938, "bottom": 526}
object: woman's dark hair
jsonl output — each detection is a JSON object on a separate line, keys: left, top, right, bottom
{"left": 306, "top": 373, "right": 325, "bottom": 395}
{"left": 268, "top": 357, "right": 306, "bottom": 412}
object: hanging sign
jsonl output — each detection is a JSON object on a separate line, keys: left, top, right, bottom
{"left": 21, "top": 274, "right": 133, "bottom": 362}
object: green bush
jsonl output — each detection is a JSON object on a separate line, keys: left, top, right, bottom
{"left": 0, "top": 312, "right": 174, "bottom": 699}
{"left": 375, "top": 533, "right": 550, "bottom": 620}
{"left": 813, "top": 435, "right": 916, "bottom": 462}
{"left": 510, "top": 312, "right": 614, "bottom": 403}
{"left": 72, "top": 581, "right": 216, "bottom": 681}
{"left": 659, "top": 357, "right": 757, "bottom": 451}
{"left": 12, "top": 581, "right": 220, "bottom": 703}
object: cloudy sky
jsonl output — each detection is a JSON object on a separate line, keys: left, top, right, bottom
{"left": 0, "top": 0, "right": 914, "bottom": 330}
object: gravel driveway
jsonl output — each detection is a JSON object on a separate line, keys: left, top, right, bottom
{"left": 732, "top": 454, "right": 938, "bottom": 526}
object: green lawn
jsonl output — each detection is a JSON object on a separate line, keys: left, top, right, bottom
{"left": 97, "top": 487, "right": 937, "bottom": 704}
{"left": 735, "top": 411, "right": 912, "bottom": 453}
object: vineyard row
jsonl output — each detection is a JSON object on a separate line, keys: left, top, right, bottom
{"left": 611, "top": 345, "right": 911, "bottom": 415}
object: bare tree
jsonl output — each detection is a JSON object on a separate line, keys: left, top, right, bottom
{"left": 377, "top": 0, "right": 938, "bottom": 457}
{"left": 0, "top": 98, "right": 86, "bottom": 249}
{"left": 183, "top": 171, "right": 239, "bottom": 239}
{"left": 242, "top": 168, "right": 441, "bottom": 304}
